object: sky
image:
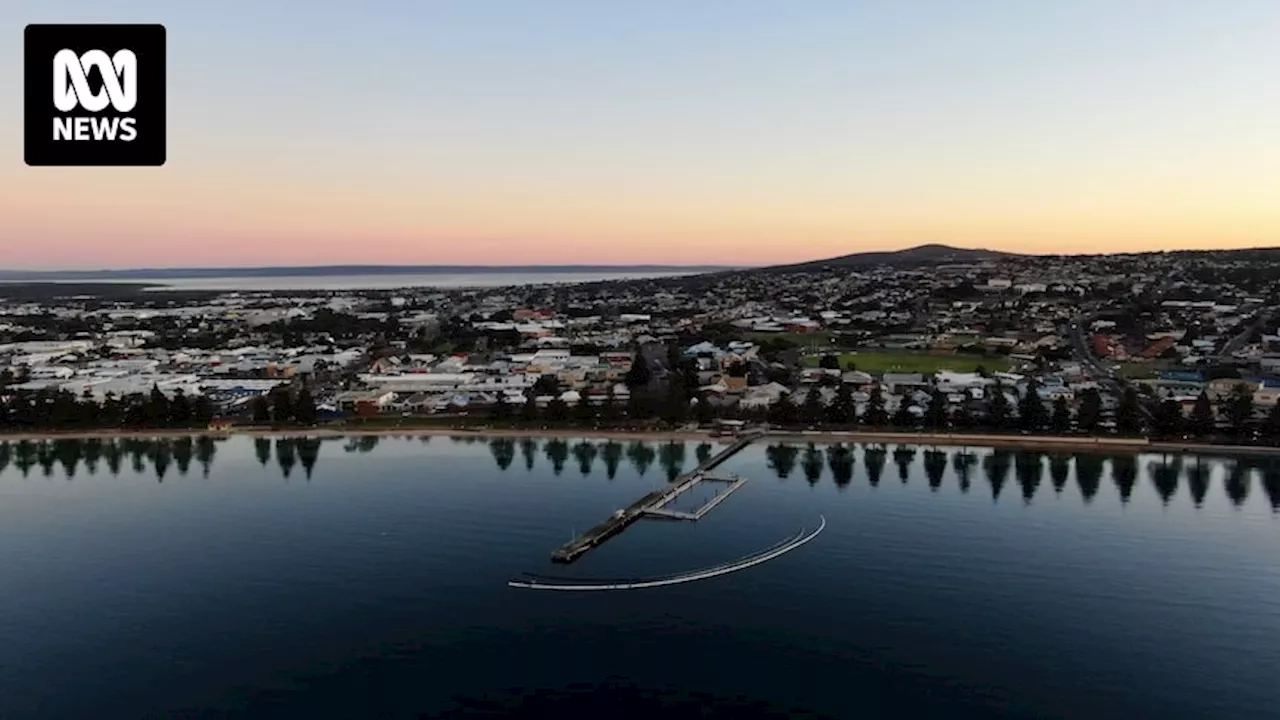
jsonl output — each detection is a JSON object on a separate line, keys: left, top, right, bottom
{"left": 3, "top": 0, "right": 1280, "bottom": 270}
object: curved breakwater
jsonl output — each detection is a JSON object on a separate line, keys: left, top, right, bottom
{"left": 508, "top": 515, "right": 826, "bottom": 591}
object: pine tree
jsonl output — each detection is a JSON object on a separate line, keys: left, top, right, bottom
{"left": 892, "top": 402, "right": 914, "bottom": 428}
{"left": 192, "top": 395, "right": 215, "bottom": 425}
{"left": 519, "top": 394, "right": 539, "bottom": 423}
{"left": 626, "top": 392, "right": 650, "bottom": 422}
{"left": 1018, "top": 381, "right": 1047, "bottom": 431}
{"left": 271, "top": 388, "right": 294, "bottom": 425}
{"left": 925, "top": 390, "right": 948, "bottom": 429}
{"left": 624, "top": 354, "right": 652, "bottom": 389}
{"left": 145, "top": 385, "right": 170, "bottom": 427}
{"left": 662, "top": 377, "right": 690, "bottom": 425}
{"left": 294, "top": 387, "right": 318, "bottom": 425}
{"left": 864, "top": 386, "right": 887, "bottom": 427}
{"left": 1050, "top": 396, "right": 1071, "bottom": 434}
{"left": 693, "top": 396, "right": 715, "bottom": 425}
{"left": 666, "top": 343, "right": 683, "bottom": 375}
{"left": 827, "top": 383, "right": 854, "bottom": 425}
{"left": 1154, "top": 399, "right": 1185, "bottom": 438}
{"left": 169, "top": 389, "right": 192, "bottom": 426}
{"left": 801, "top": 387, "right": 824, "bottom": 425}
{"left": 769, "top": 393, "right": 797, "bottom": 426}
{"left": 1116, "top": 387, "right": 1142, "bottom": 435}
{"left": 573, "top": 394, "right": 596, "bottom": 423}
{"left": 249, "top": 395, "right": 271, "bottom": 425}
{"left": 1225, "top": 385, "right": 1254, "bottom": 437}
{"left": 490, "top": 396, "right": 512, "bottom": 422}
{"left": 678, "top": 358, "right": 700, "bottom": 397}
{"left": 599, "top": 389, "right": 620, "bottom": 424}
{"left": 545, "top": 396, "right": 569, "bottom": 423}
{"left": 1189, "top": 391, "right": 1215, "bottom": 438}
{"left": 1077, "top": 388, "right": 1102, "bottom": 433}
{"left": 1264, "top": 403, "right": 1280, "bottom": 446}
{"left": 987, "top": 382, "right": 1010, "bottom": 430}
{"left": 531, "top": 374, "right": 559, "bottom": 397}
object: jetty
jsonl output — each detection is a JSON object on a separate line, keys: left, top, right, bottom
{"left": 549, "top": 432, "right": 763, "bottom": 564}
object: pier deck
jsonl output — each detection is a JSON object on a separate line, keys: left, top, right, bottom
{"left": 550, "top": 432, "right": 762, "bottom": 563}
{"left": 641, "top": 475, "right": 748, "bottom": 520}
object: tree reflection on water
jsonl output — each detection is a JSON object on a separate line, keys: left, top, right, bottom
{"left": 0, "top": 436, "right": 1276, "bottom": 512}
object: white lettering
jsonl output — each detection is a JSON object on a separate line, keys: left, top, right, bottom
{"left": 91, "top": 117, "right": 119, "bottom": 141}
{"left": 53, "top": 116, "right": 139, "bottom": 141}
{"left": 52, "top": 117, "right": 73, "bottom": 140}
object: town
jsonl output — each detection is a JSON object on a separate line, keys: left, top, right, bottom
{"left": 2, "top": 245, "right": 1280, "bottom": 445}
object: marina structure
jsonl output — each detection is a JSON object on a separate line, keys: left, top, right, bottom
{"left": 548, "top": 432, "right": 763, "bottom": 564}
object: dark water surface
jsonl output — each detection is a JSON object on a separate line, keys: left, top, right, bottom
{"left": 0, "top": 436, "right": 1278, "bottom": 719}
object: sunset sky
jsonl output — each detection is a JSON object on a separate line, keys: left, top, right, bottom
{"left": 4, "top": 0, "right": 1280, "bottom": 270}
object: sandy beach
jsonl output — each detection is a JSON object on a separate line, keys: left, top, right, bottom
{"left": 1, "top": 425, "right": 1277, "bottom": 457}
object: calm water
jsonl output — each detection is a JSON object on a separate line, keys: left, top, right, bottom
{"left": 0, "top": 436, "right": 1278, "bottom": 719}
{"left": 112, "top": 271, "right": 707, "bottom": 291}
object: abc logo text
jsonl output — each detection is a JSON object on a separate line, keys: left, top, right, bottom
{"left": 52, "top": 48, "right": 139, "bottom": 142}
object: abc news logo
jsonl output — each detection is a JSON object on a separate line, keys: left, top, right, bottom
{"left": 53, "top": 49, "right": 139, "bottom": 142}
{"left": 25, "top": 24, "right": 166, "bottom": 166}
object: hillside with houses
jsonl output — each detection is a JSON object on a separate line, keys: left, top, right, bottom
{"left": 2, "top": 246, "right": 1280, "bottom": 443}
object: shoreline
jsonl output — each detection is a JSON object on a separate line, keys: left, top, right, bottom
{"left": 1, "top": 426, "right": 1278, "bottom": 457}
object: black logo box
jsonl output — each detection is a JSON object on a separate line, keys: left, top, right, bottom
{"left": 24, "top": 23, "right": 166, "bottom": 167}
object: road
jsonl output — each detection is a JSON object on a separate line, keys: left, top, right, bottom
{"left": 1068, "top": 315, "right": 1154, "bottom": 424}
{"left": 1068, "top": 317, "right": 1115, "bottom": 382}
{"left": 1216, "top": 307, "right": 1274, "bottom": 361}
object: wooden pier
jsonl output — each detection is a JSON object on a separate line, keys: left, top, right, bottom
{"left": 550, "top": 433, "right": 762, "bottom": 564}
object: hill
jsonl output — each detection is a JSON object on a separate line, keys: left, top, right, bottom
{"left": 760, "top": 244, "right": 1020, "bottom": 272}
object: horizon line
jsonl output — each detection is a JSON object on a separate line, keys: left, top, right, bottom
{"left": 6, "top": 241, "right": 1280, "bottom": 275}
{"left": 0, "top": 263, "right": 742, "bottom": 275}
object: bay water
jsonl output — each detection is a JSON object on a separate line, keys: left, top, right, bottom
{"left": 0, "top": 436, "right": 1277, "bottom": 718}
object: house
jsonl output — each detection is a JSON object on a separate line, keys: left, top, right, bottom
{"left": 368, "top": 356, "right": 402, "bottom": 374}
{"left": 1253, "top": 385, "right": 1280, "bottom": 407}
{"left": 800, "top": 368, "right": 840, "bottom": 384}
{"left": 841, "top": 370, "right": 874, "bottom": 386}
{"left": 391, "top": 392, "right": 433, "bottom": 414}
{"left": 334, "top": 390, "right": 396, "bottom": 416}
{"left": 1139, "top": 336, "right": 1177, "bottom": 360}
{"left": 783, "top": 319, "right": 822, "bottom": 333}
{"left": 711, "top": 419, "right": 748, "bottom": 436}
{"left": 1092, "top": 334, "right": 1120, "bottom": 359}
{"left": 792, "top": 387, "right": 836, "bottom": 407}
{"left": 1207, "top": 377, "right": 1254, "bottom": 400}
{"left": 1039, "top": 386, "right": 1074, "bottom": 402}
{"left": 882, "top": 373, "right": 929, "bottom": 395}
{"left": 934, "top": 371, "right": 986, "bottom": 393}
{"left": 740, "top": 382, "right": 790, "bottom": 409}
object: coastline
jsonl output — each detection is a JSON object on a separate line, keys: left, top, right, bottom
{"left": 2, "top": 426, "right": 1278, "bottom": 457}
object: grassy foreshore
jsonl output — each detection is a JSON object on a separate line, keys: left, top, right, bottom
{"left": 2, "top": 424, "right": 1279, "bottom": 457}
